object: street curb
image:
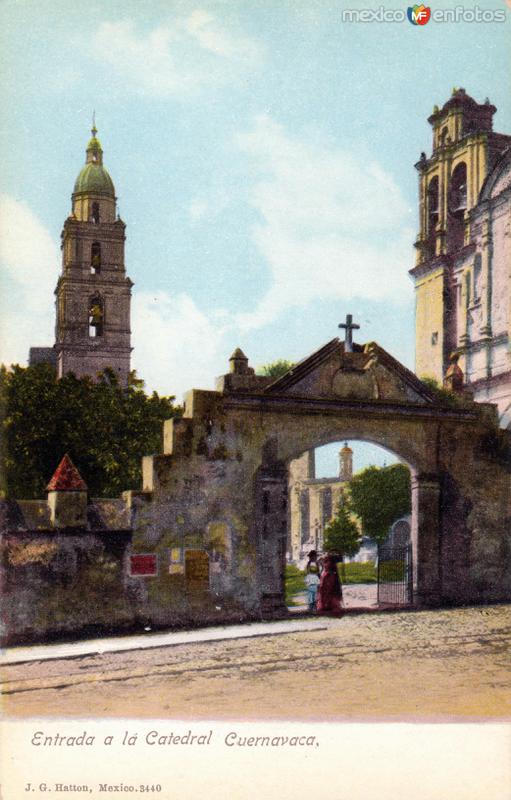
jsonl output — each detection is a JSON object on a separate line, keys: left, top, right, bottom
{"left": 0, "top": 619, "right": 331, "bottom": 666}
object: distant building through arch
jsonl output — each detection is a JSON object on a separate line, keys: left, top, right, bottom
{"left": 288, "top": 442, "right": 354, "bottom": 564}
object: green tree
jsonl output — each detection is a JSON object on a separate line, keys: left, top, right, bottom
{"left": 348, "top": 463, "right": 411, "bottom": 544}
{"left": 0, "top": 364, "right": 180, "bottom": 499}
{"left": 323, "top": 504, "right": 361, "bottom": 558}
{"left": 256, "top": 359, "right": 295, "bottom": 378}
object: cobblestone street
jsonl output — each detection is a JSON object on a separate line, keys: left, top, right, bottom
{"left": 2, "top": 604, "right": 509, "bottom": 721}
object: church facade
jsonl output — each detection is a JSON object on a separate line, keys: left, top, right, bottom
{"left": 410, "top": 88, "right": 511, "bottom": 427}
{"left": 30, "top": 124, "right": 133, "bottom": 385}
{"left": 287, "top": 444, "right": 353, "bottom": 564}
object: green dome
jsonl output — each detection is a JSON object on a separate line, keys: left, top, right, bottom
{"left": 73, "top": 163, "right": 115, "bottom": 197}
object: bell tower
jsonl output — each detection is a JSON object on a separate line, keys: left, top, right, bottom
{"left": 55, "top": 122, "right": 132, "bottom": 385}
{"left": 410, "top": 89, "right": 510, "bottom": 384}
{"left": 339, "top": 443, "right": 353, "bottom": 482}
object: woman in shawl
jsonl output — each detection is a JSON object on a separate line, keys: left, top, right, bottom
{"left": 317, "top": 554, "right": 343, "bottom": 615}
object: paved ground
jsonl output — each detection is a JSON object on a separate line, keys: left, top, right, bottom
{"left": 0, "top": 585, "right": 385, "bottom": 666}
{"left": 290, "top": 583, "right": 378, "bottom": 610}
{"left": 343, "top": 582, "right": 378, "bottom": 606}
{"left": 0, "top": 618, "right": 328, "bottom": 666}
{"left": 2, "top": 604, "right": 509, "bottom": 721}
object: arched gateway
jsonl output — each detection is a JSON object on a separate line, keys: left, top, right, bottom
{"left": 132, "top": 337, "right": 510, "bottom": 621}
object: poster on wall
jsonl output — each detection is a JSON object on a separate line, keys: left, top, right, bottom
{"left": 1, "top": 1, "right": 510, "bottom": 799}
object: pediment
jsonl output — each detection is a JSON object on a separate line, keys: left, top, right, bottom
{"left": 264, "top": 339, "right": 435, "bottom": 404}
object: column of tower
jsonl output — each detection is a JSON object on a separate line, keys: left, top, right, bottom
{"left": 54, "top": 124, "right": 132, "bottom": 386}
{"left": 409, "top": 88, "right": 511, "bottom": 385}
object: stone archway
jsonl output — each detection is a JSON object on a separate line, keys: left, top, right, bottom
{"left": 253, "top": 430, "right": 438, "bottom": 614}
{"left": 134, "top": 337, "right": 511, "bottom": 624}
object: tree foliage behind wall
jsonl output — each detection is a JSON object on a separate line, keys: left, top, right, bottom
{"left": 0, "top": 364, "right": 180, "bottom": 499}
{"left": 348, "top": 463, "right": 411, "bottom": 544}
{"left": 256, "top": 360, "right": 295, "bottom": 378}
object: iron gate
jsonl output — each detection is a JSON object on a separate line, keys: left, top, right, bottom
{"left": 377, "top": 545, "right": 413, "bottom": 605}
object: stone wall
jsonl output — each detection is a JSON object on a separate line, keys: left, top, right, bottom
{"left": 128, "top": 379, "right": 511, "bottom": 616}
{"left": 1, "top": 530, "right": 133, "bottom": 645}
{"left": 3, "top": 342, "right": 509, "bottom": 643}
{"left": 122, "top": 490, "right": 258, "bottom": 629}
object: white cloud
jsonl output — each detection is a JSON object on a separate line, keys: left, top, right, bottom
{"left": 187, "top": 188, "right": 232, "bottom": 222}
{"left": 132, "top": 291, "right": 229, "bottom": 398}
{"left": 0, "top": 194, "right": 59, "bottom": 365}
{"left": 235, "top": 116, "right": 415, "bottom": 328}
{"left": 92, "top": 13, "right": 263, "bottom": 97}
{"left": 188, "top": 198, "right": 210, "bottom": 221}
{"left": 182, "top": 9, "right": 260, "bottom": 60}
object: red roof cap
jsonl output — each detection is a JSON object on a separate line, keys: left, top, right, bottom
{"left": 47, "top": 454, "right": 88, "bottom": 492}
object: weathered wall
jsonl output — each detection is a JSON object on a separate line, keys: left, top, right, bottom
{"left": 3, "top": 345, "right": 509, "bottom": 643}
{"left": 435, "top": 416, "right": 510, "bottom": 603}
{"left": 128, "top": 384, "right": 511, "bottom": 618}
{"left": 123, "top": 489, "right": 257, "bottom": 629}
{"left": 1, "top": 530, "right": 133, "bottom": 645}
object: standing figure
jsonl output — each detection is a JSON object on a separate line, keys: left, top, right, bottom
{"left": 305, "top": 561, "right": 320, "bottom": 612}
{"left": 304, "top": 550, "right": 321, "bottom": 612}
{"left": 305, "top": 549, "right": 320, "bottom": 573}
{"left": 317, "top": 554, "right": 343, "bottom": 615}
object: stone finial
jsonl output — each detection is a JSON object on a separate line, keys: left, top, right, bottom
{"left": 47, "top": 455, "right": 88, "bottom": 528}
{"left": 443, "top": 352, "right": 464, "bottom": 393}
{"left": 229, "top": 348, "right": 250, "bottom": 375}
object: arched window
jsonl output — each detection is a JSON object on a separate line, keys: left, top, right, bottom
{"left": 449, "top": 163, "right": 467, "bottom": 213}
{"left": 91, "top": 242, "right": 101, "bottom": 273}
{"left": 447, "top": 162, "right": 467, "bottom": 251}
{"left": 88, "top": 295, "right": 104, "bottom": 337}
{"left": 426, "top": 177, "right": 439, "bottom": 258}
{"left": 427, "top": 177, "right": 439, "bottom": 219}
{"left": 427, "top": 177, "right": 439, "bottom": 229}
{"left": 91, "top": 202, "right": 100, "bottom": 224}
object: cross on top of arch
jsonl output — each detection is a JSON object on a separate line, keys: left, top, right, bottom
{"left": 338, "top": 314, "right": 360, "bottom": 352}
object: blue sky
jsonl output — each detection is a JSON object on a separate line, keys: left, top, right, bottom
{"left": 1, "top": 0, "right": 510, "bottom": 472}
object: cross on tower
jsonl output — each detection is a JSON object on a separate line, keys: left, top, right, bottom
{"left": 338, "top": 313, "right": 360, "bottom": 353}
